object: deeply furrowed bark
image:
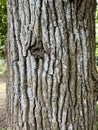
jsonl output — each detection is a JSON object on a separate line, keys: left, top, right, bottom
{"left": 7, "top": 0, "right": 97, "bottom": 130}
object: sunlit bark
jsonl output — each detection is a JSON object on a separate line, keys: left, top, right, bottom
{"left": 7, "top": 0, "right": 96, "bottom": 129}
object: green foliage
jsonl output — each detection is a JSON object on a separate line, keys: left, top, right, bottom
{"left": 96, "top": 104, "right": 98, "bottom": 115}
{"left": 2, "top": 128, "right": 6, "bottom": 130}
{"left": 96, "top": 122, "right": 98, "bottom": 130}
{"left": 0, "top": 0, "right": 7, "bottom": 58}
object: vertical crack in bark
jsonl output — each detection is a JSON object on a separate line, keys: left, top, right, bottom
{"left": 74, "top": 40, "right": 77, "bottom": 109}
{"left": 35, "top": 59, "right": 38, "bottom": 97}
{"left": 33, "top": 99, "right": 37, "bottom": 130}
{"left": 27, "top": 0, "right": 31, "bottom": 23}
{"left": 24, "top": 0, "right": 31, "bottom": 25}
{"left": 81, "top": 83, "right": 87, "bottom": 130}
{"left": 23, "top": 58, "right": 30, "bottom": 129}
{"left": 78, "top": 24, "right": 87, "bottom": 130}
{"left": 66, "top": 3, "right": 77, "bottom": 128}
{"left": 37, "top": 58, "right": 43, "bottom": 129}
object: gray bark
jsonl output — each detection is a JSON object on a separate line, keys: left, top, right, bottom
{"left": 6, "top": 0, "right": 97, "bottom": 130}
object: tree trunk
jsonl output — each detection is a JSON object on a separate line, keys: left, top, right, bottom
{"left": 7, "top": 0, "right": 97, "bottom": 129}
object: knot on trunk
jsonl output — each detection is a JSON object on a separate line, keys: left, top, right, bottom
{"left": 30, "top": 40, "right": 44, "bottom": 58}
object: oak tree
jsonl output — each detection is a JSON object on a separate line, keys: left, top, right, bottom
{"left": 7, "top": 0, "right": 98, "bottom": 129}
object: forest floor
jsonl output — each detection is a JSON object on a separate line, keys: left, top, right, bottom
{"left": 0, "top": 76, "right": 6, "bottom": 129}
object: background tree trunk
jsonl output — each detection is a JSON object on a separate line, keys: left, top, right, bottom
{"left": 7, "top": 0, "right": 97, "bottom": 129}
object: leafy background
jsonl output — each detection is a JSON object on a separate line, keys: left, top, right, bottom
{"left": 0, "top": 0, "right": 7, "bottom": 58}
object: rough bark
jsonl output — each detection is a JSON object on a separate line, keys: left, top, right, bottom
{"left": 7, "top": 0, "right": 97, "bottom": 130}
